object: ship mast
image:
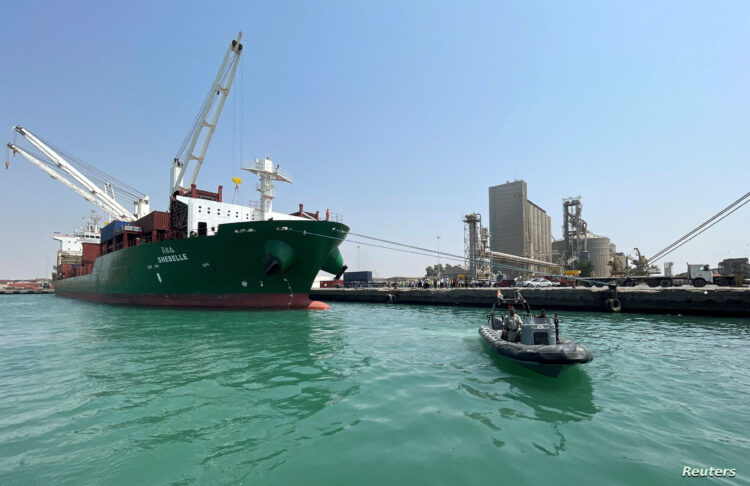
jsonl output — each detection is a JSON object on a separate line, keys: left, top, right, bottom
{"left": 242, "top": 157, "right": 292, "bottom": 217}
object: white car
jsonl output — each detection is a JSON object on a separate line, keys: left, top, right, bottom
{"left": 527, "top": 278, "right": 552, "bottom": 288}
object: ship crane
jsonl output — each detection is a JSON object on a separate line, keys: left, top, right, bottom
{"left": 170, "top": 32, "right": 243, "bottom": 197}
{"left": 7, "top": 126, "right": 149, "bottom": 222}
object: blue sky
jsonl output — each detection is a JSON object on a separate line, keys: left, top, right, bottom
{"left": 1, "top": 1, "right": 748, "bottom": 279}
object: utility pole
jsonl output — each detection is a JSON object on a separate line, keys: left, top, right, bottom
{"left": 357, "top": 245, "right": 360, "bottom": 271}
{"left": 437, "top": 236, "right": 441, "bottom": 277}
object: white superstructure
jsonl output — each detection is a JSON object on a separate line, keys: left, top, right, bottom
{"left": 176, "top": 158, "right": 306, "bottom": 237}
{"left": 52, "top": 214, "right": 101, "bottom": 270}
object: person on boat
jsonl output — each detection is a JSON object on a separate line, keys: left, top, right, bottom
{"left": 504, "top": 305, "right": 523, "bottom": 343}
{"left": 535, "top": 308, "right": 547, "bottom": 318}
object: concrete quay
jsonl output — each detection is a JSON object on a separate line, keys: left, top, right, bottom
{"left": 311, "top": 287, "right": 750, "bottom": 317}
{"left": 0, "top": 289, "right": 54, "bottom": 295}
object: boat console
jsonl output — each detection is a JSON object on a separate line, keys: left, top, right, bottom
{"left": 521, "top": 318, "right": 557, "bottom": 346}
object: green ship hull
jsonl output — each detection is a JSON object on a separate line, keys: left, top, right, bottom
{"left": 54, "top": 219, "right": 349, "bottom": 310}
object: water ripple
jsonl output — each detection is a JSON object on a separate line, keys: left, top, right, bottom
{"left": 0, "top": 297, "right": 748, "bottom": 485}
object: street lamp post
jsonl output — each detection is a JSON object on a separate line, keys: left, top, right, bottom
{"left": 437, "top": 235, "right": 441, "bottom": 278}
{"left": 357, "top": 245, "right": 360, "bottom": 271}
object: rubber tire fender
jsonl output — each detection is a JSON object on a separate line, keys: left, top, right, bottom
{"left": 605, "top": 298, "right": 622, "bottom": 312}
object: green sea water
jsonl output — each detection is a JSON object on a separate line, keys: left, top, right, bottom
{"left": 0, "top": 295, "right": 748, "bottom": 485}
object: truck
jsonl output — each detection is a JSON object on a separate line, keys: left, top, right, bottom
{"left": 580, "top": 263, "right": 747, "bottom": 288}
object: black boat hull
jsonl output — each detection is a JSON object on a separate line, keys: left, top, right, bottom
{"left": 479, "top": 326, "right": 593, "bottom": 377}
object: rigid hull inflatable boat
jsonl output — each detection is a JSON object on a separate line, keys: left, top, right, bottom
{"left": 479, "top": 291, "right": 593, "bottom": 377}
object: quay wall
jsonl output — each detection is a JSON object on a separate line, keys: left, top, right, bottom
{"left": 0, "top": 289, "right": 55, "bottom": 295}
{"left": 310, "top": 287, "right": 750, "bottom": 317}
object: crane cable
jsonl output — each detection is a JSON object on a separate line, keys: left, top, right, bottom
{"left": 22, "top": 136, "right": 145, "bottom": 203}
{"left": 40, "top": 137, "right": 145, "bottom": 200}
{"left": 175, "top": 53, "right": 240, "bottom": 162}
{"left": 647, "top": 191, "right": 749, "bottom": 265}
{"left": 648, "top": 192, "right": 750, "bottom": 263}
{"left": 611, "top": 191, "right": 750, "bottom": 284}
{"left": 291, "top": 228, "right": 611, "bottom": 286}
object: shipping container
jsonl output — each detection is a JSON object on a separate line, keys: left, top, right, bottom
{"left": 101, "top": 221, "right": 129, "bottom": 242}
{"left": 116, "top": 225, "right": 141, "bottom": 235}
{"left": 343, "top": 271, "right": 372, "bottom": 283}
{"left": 134, "top": 211, "right": 170, "bottom": 233}
{"left": 82, "top": 242, "right": 101, "bottom": 264}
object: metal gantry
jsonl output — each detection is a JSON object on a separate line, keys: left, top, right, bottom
{"left": 463, "top": 213, "right": 492, "bottom": 279}
{"left": 464, "top": 212, "right": 559, "bottom": 279}
{"left": 562, "top": 196, "right": 587, "bottom": 266}
{"left": 7, "top": 126, "right": 148, "bottom": 222}
{"left": 170, "top": 33, "right": 244, "bottom": 197}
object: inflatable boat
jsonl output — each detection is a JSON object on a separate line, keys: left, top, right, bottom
{"left": 479, "top": 291, "right": 593, "bottom": 377}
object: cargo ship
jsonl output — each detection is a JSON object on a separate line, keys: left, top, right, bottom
{"left": 7, "top": 33, "right": 348, "bottom": 309}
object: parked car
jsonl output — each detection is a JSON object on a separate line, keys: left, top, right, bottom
{"left": 525, "top": 278, "right": 552, "bottom": 288}
{"left": 497, "top": 279, "right": 516, "bottom": 287}
{"left": 559, "top": 277, "right": 577, "bottom": 287}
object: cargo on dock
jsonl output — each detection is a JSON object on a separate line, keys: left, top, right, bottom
{"left": 310, "top": 287, "right": 750, "bottom": 317}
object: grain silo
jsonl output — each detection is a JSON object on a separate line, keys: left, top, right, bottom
{"left": 587, "top": 235, "right": 612, "bottom": 277}
{"left": 551, "top": 239, "right": 566, "bottom": 265}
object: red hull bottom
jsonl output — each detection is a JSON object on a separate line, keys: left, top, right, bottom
{"left": 55, "top": 291, "right": 330, "bottom": 310}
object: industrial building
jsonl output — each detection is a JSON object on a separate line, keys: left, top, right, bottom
{"left": 464, "top": 212, "right": 559, "bottom": 280}
{"left": 488, "top": 180, "right": 552, "bottom": 264}
{"left": 553, "top": 234, "right": 614, "bottom": 278}
{"left": 480, "top": 182, "right": 618, "bottom": 279}
{"left": 552, "top": 196, "right": 619, "bottom": 277}
{"left": 552, "top": 233, "right": 625, "bottom": 277}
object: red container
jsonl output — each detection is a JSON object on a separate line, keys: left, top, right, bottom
{"left": 135, "top": 211, "right": 170, "bottom": 233}
{"left": 82, "top": 242, "right": 101, "bottom": 264}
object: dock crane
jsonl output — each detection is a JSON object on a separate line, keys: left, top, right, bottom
{"left": 7, "top": 126, "right": 149, "bottom": 222}
{"left": 7, "top": 33, "right": 242, "bottom": 223}
{"left": 170, "top": 32, "right": 243, "bottom": 197}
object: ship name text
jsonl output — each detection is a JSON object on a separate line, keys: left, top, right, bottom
{"left": 157, "top": 253, "right": 189, "bottom": 263}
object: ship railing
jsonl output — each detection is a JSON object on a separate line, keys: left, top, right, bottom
{"left": 247, "top": 200, "right": 261, "bottom": 209}
{"left": 274, "top": 167, "right": 292, "bottom": 181}
{"left": 330, "top": 213, "right": 344, "bottom": 223}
